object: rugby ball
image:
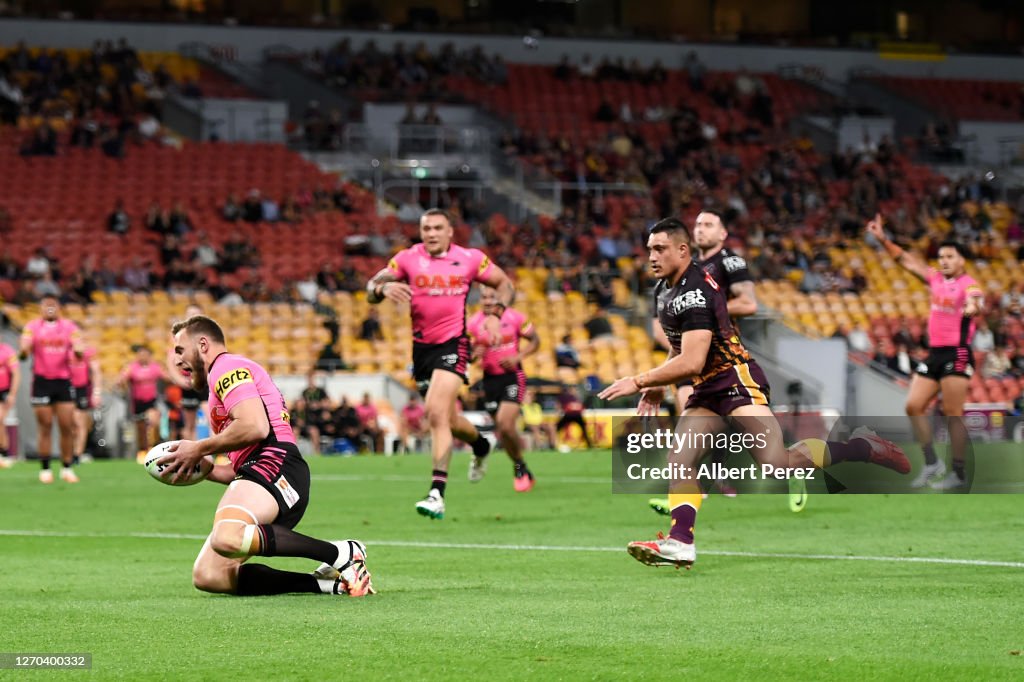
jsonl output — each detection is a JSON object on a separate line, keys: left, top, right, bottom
{"left": 143, "top": 441, "right": 213, "bottom": 486}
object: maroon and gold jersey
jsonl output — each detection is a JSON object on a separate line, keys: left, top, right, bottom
{"left": 653, "top": 260, "right": 751, "bottom": 386}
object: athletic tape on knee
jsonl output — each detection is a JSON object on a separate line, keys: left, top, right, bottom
{"left": 213, "top": 505, "right": 263, "bottom": 558}
{"left": 218, "top": 504, "right": 258, "bottom": 524}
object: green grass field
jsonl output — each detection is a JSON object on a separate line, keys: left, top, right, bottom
{"left": 2, "top": 450, "right": 1023, "bottom": 680}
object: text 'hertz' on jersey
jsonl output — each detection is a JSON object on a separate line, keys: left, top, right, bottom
{"left": 205, "top": 353, "right": 295, "bottom": 471}
{"left": 654, "top": 261, "right": 751, "bottom": 385}
{"left": 698, "top": 246, "right": 752, "bottom": 300}
{"left": 387, "top": 243, "right": 494, "bottom": 345}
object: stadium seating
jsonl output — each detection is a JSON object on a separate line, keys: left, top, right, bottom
{"left": 869, "top": 76, "right": 1023, "bottom": 122}
{"left": 757, "top": 199, "right": 1023, "bottom": 403}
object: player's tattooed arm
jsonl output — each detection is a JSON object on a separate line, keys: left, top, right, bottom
{"left": 366, "top": 268, "right": 412, "bottom": 304}
{"left": 478, "top": 264, "right": 516, "bottom": 316}
{"left": 727, "top": 281, "right": 758, "bottom": 317}
{"left": 865, "top": 212, "right": 929, "bottom": 282}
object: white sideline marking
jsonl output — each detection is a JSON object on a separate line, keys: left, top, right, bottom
{"left": 311, "top": 474, "right": 609, "bottom": 484}
{"left": 2, "top": 529, "right": 1023, "bottom": 569}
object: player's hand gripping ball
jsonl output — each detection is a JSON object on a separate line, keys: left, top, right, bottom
{"left": 144, "top": 442, "right": 213, "bottom": 486}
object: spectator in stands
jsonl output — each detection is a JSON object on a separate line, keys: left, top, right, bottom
{"left": 223, "top": 193, "right": 241, "bottom": 222}
{"left": 983, "top": 346, "right": 1012, "bottom": 379}
{"left": 241, "top": 190, "right": 263, "bottom": 223}
{"left": 301, "top": 371, "right": 329, "bottom": 410}
{"left": 168, "top": 201, "right": 192, "bottom": 235}
{"left": 20, "top": 122, "right": 57, "bottom": 157}
{"left": 122, "top": 257, "right": 152, "bottom": 291}
{"left": 288, "top": 398, "right": 318, "bottom": 455}
{"left": 799, "top": 262, "right": 828, "bottom": 293}
{"left": 683, "top": 51, "right": 706, "bottom": 91}
{"left": 158, "top": 234, "right": 182, "bottom": 267}
{"left": 585, "top": 262, "right": 615, "bottom": 309}
{"left": 1001, "top": 281, "right": 1024, "bottom": 317}
{"left": 835, "top": 323, "right": 872, "bottom": 354}
{"left": 315, "top": 342, "right": 347, "bottom": 372}
{"left": 34, "top": 272, "right": 61, "bottom": 299}
{"left": 399, "top": 394, "right": 428, "bottom": 453}
{"left": 555, "top": 335, "right": 581, "bottom": 369}
{"left": 595, "top": 99, "right": 616, "bottom": 122}
{"left": 355, "top": 393, "right": 383, "bottom": 453}
{"left": 554, "top": 54, "right": 574, "bottom": 80}
{"left": 137, "top": 112, "right": 160, "bottom": 141}
{"left": 192, "top": 232, "right": 220, "bottom": 269}
{"left": 107, "top": 199, "right": 130, "bottom": 235}
{"left": 280, "top": 195, "right": 302, "bottom": 224}
{"left": 973, "top": 318, "right": 996, "bottom": 353}
{"left": 94, "top": 257, "right": 119, "bottom": 292}
{"left": 144, "top": 202, "right": 169, "bottom": 234}
{"left": 261, "top": 194, "right": 280, "bottom": 222}
{"left": 358, "top": 308, "right": 383, "bottom": 342}
{"left": 98, "top": 122, "right": 124, "bottom": 158}
{"left": 0, "top": 254, "right": 21, "bottom": 281}
{"left": 332, "top": 396, "right": 363, "bottom": 449}
{"left": 556, "top": 386, "right": 592, "bottom": 449}
{"left": 576, "top": 54, "right": 596, "bottom": 79}
{"left": 584, "top": 308, "right": 614, "bottom": 341}
{"left": 25, "top": 248, "right": 52, "bottom": 279}
{"left": 70, "top": 111, "right": 99, "bottom": 148}
{"left": 890, "top": 342, "right": 914, "bottom": 376}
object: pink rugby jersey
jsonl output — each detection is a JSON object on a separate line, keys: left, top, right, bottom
{"left": 467, "top": 308, "right": 534, "bottom": 375}
{"left": 122, "top": 361, "right": 164, "bottom": 402}
{"left": 206, "top": 353, "right": 295, "bottom": 472}
{"left": 69, "top": 346, "right": 97, "bottom": 388}
{"left": 21, "top": 318, "right": 80, "bottom": 380}
{"left": 0, "top": 343, "right": 16, "bottom": 391}
{"left": 927, "top": 269, "right": 982, "bottom": 348}
{"left": 386, "top": 243, "right": 494, "bottom": 344}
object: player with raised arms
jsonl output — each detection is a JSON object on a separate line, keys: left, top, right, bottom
{"left": 0, "top": 340, "right": 19, "bottom": 468}
{"left": 599, "top": 218, "right": 909, "bottom": 568}
{"left": 19, "top": 295, "right": 83, "bottom": 483}
{"left": 156, "top": 315, "right": 374, "bottom": 597}
{"left": 865, "top": 214, "right": 984, "bottom": 489}
{"left": 467, "top": 285, "right": 540, "bottom": 492}
{"left": 367, "top": 208, "right": 515, "bottom": 519}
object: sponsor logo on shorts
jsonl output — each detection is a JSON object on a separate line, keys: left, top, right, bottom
{"left": 669, "top": 289, "right": 707, "bottom": 313}
{"left": 505, "top": 384, "right": 519, "bottom": 399}
{"left": 214, "top": 368, "right": 253, "bottom": 400}
{"left": 275, "top": 475, "right": 301, "bottom": 508}
{"left": 916, "top": 362, "right": 929, "bottom": 375}
{"left": 484, "top": 400, "right": 498, "bottom": 412}
{"left": 441, "top": 353, "right": 459, "bottom": 366}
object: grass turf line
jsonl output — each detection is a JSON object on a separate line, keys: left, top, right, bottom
{"left": 0, "top": 450, "right": 1022, "bottom": 680}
